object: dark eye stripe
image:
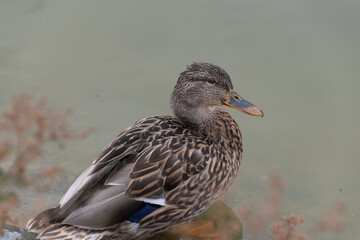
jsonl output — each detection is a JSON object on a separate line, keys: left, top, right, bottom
{"left": 192, "top": 79, "right": 215, "bottom": 83}
{"left": 207, "top": 79, "right": 215, "bottom": 84}
{"left": 191, "top": 78, "right": 229, "bottom": 89}
{"left": 191, "top": 79, "right": 209, "bottom": 83}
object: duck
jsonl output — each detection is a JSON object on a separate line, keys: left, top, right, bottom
{"left": 27, "top": 62, "right": 263, "bottom": 240}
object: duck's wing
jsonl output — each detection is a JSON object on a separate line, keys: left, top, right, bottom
{"left": 58, "top": 143, "right": 142, "bottom": 229}
{"left": 43, "top": 116, "right": 211, "bottom": 230}
{"left": 27, "top": 120, "right": 146, "bottom": 231}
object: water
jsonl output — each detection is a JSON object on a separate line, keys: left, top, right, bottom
{"left": 1, "top": 0, "right": 359, "bottom": 239}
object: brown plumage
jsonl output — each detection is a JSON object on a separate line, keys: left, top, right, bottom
{"left": 27, "top": 62, "right": 263, "bottom": 240}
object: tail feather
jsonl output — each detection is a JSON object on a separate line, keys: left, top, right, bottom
{"left": 27, "top": 207, "right": 61, "bottom": 231}
{"left": 27, "top": 207, "right": 136, "bottom": 239}
{"left": 37, "top": 225, "right": 103, "bottom": 240}
{"left": 36, "top": 224, "right": 131, "bottom": 240}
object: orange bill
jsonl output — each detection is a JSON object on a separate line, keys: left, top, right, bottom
{"left": 222, "top": 91, "right": 263, "bottom": 117}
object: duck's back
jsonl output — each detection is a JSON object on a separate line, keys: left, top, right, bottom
{"left": 28, "top": 111, "right": 242, "bottom": 240}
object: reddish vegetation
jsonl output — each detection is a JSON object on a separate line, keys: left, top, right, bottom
{"left": 308, "top": 201, "right": 347, "bottom": 235}
{"left": 0, "top": 94, "right": 92, "bottom": 232}
{"left": 238, "top": 172, "right": 346, "bottom": 240}
{"left": 272, "top": 215, "right": 307, "bottom": 240}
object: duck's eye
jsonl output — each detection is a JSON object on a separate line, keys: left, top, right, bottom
{"left": 207, "top": 78, "right": 216, "bottom": 84}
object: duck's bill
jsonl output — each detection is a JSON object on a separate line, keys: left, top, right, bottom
{"left": 222, "top": 91, "right": 264, "bottom": 117}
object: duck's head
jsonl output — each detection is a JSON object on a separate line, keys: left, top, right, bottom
{"left": 171, "top": 62, "right": 263, "bottom": 126}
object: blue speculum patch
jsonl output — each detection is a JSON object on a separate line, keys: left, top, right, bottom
{"left": 126, "top": 203, "right": 160, "bottom": 223}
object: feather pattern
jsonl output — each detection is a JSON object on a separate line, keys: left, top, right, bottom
{"left": 27, "top": 62, "right": 262, "bottom": 240}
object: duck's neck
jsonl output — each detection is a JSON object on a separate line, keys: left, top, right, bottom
{"left": 172, "top": 104, "right": 242, "bottom": 153}
{"left": 171, "top": 100, "right": 217, "bottom": 128}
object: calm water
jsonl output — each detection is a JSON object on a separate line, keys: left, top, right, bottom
{"left": 1, "top": 1, "right": 359, "bottom": 239}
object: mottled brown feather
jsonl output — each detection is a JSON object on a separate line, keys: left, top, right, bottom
{"left": 26, "top": 62, "right": 253, "bottom": 240}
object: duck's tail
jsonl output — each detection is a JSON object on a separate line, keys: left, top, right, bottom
{"left": 32, "top": 224, "right": 132, "bottom": 240}
{"left": 27, "top": 210, "right": 136, "bottom": 240}
{"left": 27, "top": 207, "right": 136, "bottom": 239}
{"left": 26, "top": 206, "right": 60, "bottom": 232}
{"left": 36, "top": 224, "right": 104, "bottom": 240}
{"left": 27, "top": 208, "right": 104, "bottom": 240}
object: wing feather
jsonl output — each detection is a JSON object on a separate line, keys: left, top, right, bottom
{"left": 52, "top": 116, "right": 212, "bottom": 230}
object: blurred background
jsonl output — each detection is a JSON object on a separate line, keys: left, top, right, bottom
{"left": 0, "top": 0, "right": 359, "bottom": 239}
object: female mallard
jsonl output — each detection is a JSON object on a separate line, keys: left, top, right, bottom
{"left": 27, "top": 62, "right": 263, "bottom": 240}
